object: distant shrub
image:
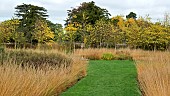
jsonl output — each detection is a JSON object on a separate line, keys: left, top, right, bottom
{"left": 102, "top": 53, "right": 114, "bottom": 60}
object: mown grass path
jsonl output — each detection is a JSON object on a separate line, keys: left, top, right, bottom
{"left": 61, "top": 60, "right": 141, "bottom": 96}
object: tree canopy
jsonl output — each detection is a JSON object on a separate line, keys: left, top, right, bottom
{"left": 15, "top": 3, "right": 48, "bottom": 43}
{"left": 65, "top": 1, "right": 111, "bottom": 26}
{"left": 0, "top": 1, "right": 170, "bottom": 50}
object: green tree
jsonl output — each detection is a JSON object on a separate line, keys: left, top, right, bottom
{"left": 53, "top": 23, "right": 63, "bottom": 42}
{"left": 65, "top": 1, "right": 111, "bottom": 46}
{"left": 15, "top": 3, "right": 48, "bottom": 44}
{"left": 46, "top": 20, "right": 64, "bottom": 42}
{"left": 65, "top": 1, "right": 111, "bottom": 25}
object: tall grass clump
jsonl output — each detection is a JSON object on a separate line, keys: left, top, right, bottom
{"left": 1, "top": 49, "right": 72, "bottom": 68}
{"left": 135, "top": 50, "right": 170, "bottom": 96}
{"left": 74, "top": 48, "right": 113, "bottom": 60}
{"left": 0, "top": 49, "right": 88, "bottom": 96}
{"left": 75, "top": 48, "right": 132, "bottom": 60}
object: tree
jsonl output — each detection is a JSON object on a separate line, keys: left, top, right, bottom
{"left": 0, "top": 19, "right": 26, "bottom": 48}
{"left": 33, "top": 20, "right": 54, "bottom": 47}
{"left": 0, "top": 19, "right": 20, "bottom": 43}
{"left": 144, "top": 24, "right": 170, "bottom": 50}
{"left": 15, "top": 3, "right": 48, "bottom": 44}
{"left": 85, "top": 19, "right": 114, "bottom": 48}
{"left": 125, "top": 22, "right": 143, "bottom": 48}
{"left": 54, "top": 23, "right": 63, "bottom": 42}
{"left": 65, "top": 1, "right": 111, "bottom": 26}
{"left": 8, "top": 18, "right": 21, "bottom": 49}
{"left": 65, "top": 1, "right": 111, "bottom": 47}
{"left": 0, "top": 20, "right": 13, "bottom": 43}
{"left": 63, "top": 24, "right": 78, "bottom": 51}
{"left": 46, "top": 21, "right": 63, "bottom": 42}
{"left": 126, "top": 12, "right": 137, "bottom": 19}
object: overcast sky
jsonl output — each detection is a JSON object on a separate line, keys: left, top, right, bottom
{"left": 0, "top": 0, "right": 170, "bottom": 25}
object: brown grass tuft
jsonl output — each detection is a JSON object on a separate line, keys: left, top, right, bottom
{"left": 135, "top": 50, "right": 170, "bottom": 96}
{"left": 0, "top": 49, "right": 87, "bottom": 96}
{"left": 74, "top": 48, "right": 132, "bottom": 60}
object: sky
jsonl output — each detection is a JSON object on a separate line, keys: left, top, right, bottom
{"left": 0, "top": 0, "right": 170, "bottom": 25}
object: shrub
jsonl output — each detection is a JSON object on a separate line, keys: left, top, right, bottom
{"left": 102, "top": 53, "right": 114, "bottom": 60}
{"left": 0, "top": 49, "right": 72, "bottom": 68}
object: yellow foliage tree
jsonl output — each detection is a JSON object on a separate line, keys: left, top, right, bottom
{"left": 33, "top": 20, "right": 54, "bottom": 46}
{"left": 0, "top": 19, "right": 21, "bottom": 48}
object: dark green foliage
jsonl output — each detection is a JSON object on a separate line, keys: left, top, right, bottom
{"left": 15, "top": 3, "right": 48, "bottom": 43}
{"left": 61, "top": 60, "right": 141, "bottom": 96}
{"left": 46, "top": 20, "right": 63, "bottom": 33}
{"left": 126, "top": 12, "right": 137, "bottom": 19}
{"left": 0, "top": 50, "right": 72, "bottom": 68}
{"left": 46, "top": 20, "right": 64, "bottom": 42}
{"left": 65, "top": 1, "right": 111, "bottom": 25}
{"left": 102, "top": 53, "right": 114, "bottom": 60}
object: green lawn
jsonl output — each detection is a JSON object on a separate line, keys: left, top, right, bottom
{"left": 61, "top": 60, "right": 141, "bottom": 96}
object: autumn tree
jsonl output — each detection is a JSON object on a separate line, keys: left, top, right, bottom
{"left": 0, "top": 20, "right": 13, "bottom": 43}
{"left": 65, "top": 1, "right": 111, "bottom": 48}
{"left": 33, "top": 20, "right": 54, "bottom": 47}
{"left": 63, "top": 24, "right": 78, "bottom": 51}
{"left": 84, "top": 19, "right": 114, "bottom": 48}
{"left": 0, "top": 19, "right": 20, "bottom": 42}
{"left": 144, "top": 24, "right": 170, "bottom": 50}
{"left": 125, "top": 21, "right": 143, "bottom": 48}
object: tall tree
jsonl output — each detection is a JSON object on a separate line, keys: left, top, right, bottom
{"left": 65, "top": 1, "right": 111, "bottom": 46}
{"left": 65, "top": 1, "right": 111, "bottom": 26}
{"left": 15, "top": 3, "right": 48, "bottom": 44}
